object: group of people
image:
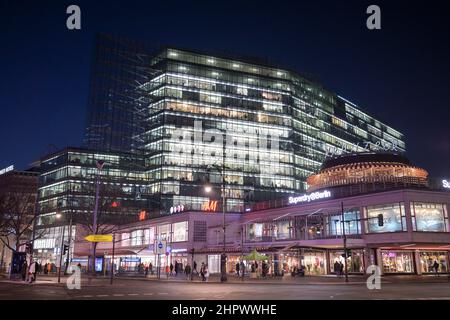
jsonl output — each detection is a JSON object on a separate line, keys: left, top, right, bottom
{"left": 20, "top": 260, "right": 39, "bottom": 283}
{"left": 291, "top": 265, "right": 306, "bottom": 277}
{"left": 333, "top": 260, "right": 345, "bottom": 277}
{"left": 166, "top": 260, "right": 185, "bottom": 276}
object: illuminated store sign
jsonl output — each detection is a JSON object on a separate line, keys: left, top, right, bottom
{"left": 202, "top": 200, "right": 218, "bottom": 212}
{"left": 442, "top": 180, "right": 450, "bottom": 189}
{"left": 288, "top": 190, "right": 331, "bottom": 205}
{"left": 0, "top": 165, "right": 14, "bottom": 175}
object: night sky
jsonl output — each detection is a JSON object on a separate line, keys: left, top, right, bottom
{"left": 1, "top": 0, "right": 449, "bottom": 178}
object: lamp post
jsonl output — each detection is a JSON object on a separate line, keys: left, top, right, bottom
{"left": 204, "top": 165, "right": 227, "bottom": 282}
{"left": 63, "top": 197, "right": 75, "bottom": 275}
{"left": 341, "top": 201, "right": 349, "bottom": 283}
{"left": 56, "top": 213, "right": 66, "bottom": 284}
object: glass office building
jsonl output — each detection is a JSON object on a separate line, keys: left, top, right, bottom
{"left": 83, "top": 36, "right": 406, "bottom": 214}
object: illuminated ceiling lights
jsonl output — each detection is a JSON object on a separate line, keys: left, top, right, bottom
{"left": 232, "top": 63, "right": 240, "bottom": 68}
{"left": 178, "top": 66, "right": 187, "bottom": 71}
{"left": 207, "top": 59, "right": 215, "bottom": 64}
{"left": 169, "top": 51, "right": 178, "bottom": 57}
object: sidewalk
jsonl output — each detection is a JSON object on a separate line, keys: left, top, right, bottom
{"left": 2, "top": 272, "right": 449, "bottom": 286}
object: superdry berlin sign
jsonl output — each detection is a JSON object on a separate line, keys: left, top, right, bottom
{"left": 443, "top": 180, "right": 450, "bottom": 189}
{"left": 288, "top": 190, "right": 332, "bottom": 205}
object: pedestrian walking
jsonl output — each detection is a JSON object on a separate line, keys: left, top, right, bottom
{"left": 339, "top": 262, "right": 344, "bottom": 277}
{"left": 149, "top": 262, "right": 153, "bottom": 275}
{"left": 334, "top": 261, "right": 340, "bottom": 277}
{"left": 28, "top": 260, "right": 37, "bottom": 283}
{"left": 204, "top": 265, "right": 209, "bottom": 282}
{"left": 21, "top": 261, "right": 28, "bottom": 281}
{"left": 193, "top": 261, "right": 198, "bottom": 274}
{"left": 170, "top": 263, "right": 174, "bottom": 276}
{"left": 433, "top": 260, "right": 440, "bottom": 276}
{"left": 165, "top": 265, "right": 170, "bottom": 278}
{"left": 185, "top": 263, "right": 191, "bottom": 279}
{"left": 200, "top": 262, "right": 206, "bottom": 281}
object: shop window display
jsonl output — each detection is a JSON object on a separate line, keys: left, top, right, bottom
{"left": 330, "top": 250, "right": 364, "bottom": 273}
{"left": 381, "top": 251, "right": 414, "bottom": 273}
{"left": 300, "top": 251, "right": 326, "bottom": 275}
{"left": 419, "top": 251, "right": 448, "bottom": 273}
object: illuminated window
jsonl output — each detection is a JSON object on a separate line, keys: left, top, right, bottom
{"left": 411, "top": 202, "right": 448, "bottom": 232}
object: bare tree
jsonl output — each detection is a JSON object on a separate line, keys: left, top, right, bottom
{"left": 72, "top": 179, "right": 141, "bottom": 275}
{"left": 0, "top": 188, "right": 41, "bottom": 255}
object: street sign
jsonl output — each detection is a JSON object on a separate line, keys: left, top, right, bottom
{"left": 155, "top": 240, "right": 166, "bottom": 254}
{"left": 84, "top": 234, "right": 113, "bottom": 242}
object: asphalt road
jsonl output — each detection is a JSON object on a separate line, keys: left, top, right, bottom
{"left": 1, "top": 278, "right": 450, "bottom": 300}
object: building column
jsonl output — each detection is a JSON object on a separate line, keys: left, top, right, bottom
{"left": 414, "top": 250, "right": 422, "bottom": 275}
{"left": 363, "top": 247, "right": 374, "bottom": 274}
{"left": 326, "top": 249, "right": 331, "bottom": 275}
{"left": 375, "top": 248, "right": 384, "bottom": 276}
{"left": 403, "top": 200, "right": 414, "bottom": 233}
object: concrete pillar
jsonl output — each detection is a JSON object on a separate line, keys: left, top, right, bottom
{"left": 403, "top": 200, "right": 413, "bottom": 233}
{"left": 375, "top": 248, "right": 384, "bottom": 275}
{"left": 363, "top": 247, "right": 373, "bottom": 274}
{"left": 414, "top": 250, "right": 422, "bottom": 275}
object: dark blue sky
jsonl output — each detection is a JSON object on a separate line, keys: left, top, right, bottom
{"left": 1, "top": 0, "right": 449, "bottom": 177}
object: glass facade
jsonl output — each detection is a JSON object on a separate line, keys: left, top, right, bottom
{"left": 411, "top": 202, "right": 448, "bottom": 232}
{"left": 381, "top": 250, "right": 414, "bottom": 273}
{"left": 37, "top": 148, "right": 150, "bottom": 230}
{"left": 82, "top": 35, "right": 406, "bottom": 214}
{"left": 419, "top": 251, "right": 448, "bottom": 273}
{"left": 365, "top": 203, "right": 406, "bottom": 233}
{"left": 330, "top": 249, "right": 365, "bottom": 273}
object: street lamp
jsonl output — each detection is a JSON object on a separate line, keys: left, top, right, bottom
{"left": 204, "top": 164, "right": 227, "bottom": 282}
{"left": 55, "top": 213, "right": 66, "bottom": 284}
{"left": 340, "top": 201, "right": 349, "bottom": 283}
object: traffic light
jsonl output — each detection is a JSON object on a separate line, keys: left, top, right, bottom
{"left": 63, "top": 244, "right": 69, "bottom": 255}
{"left": 111, "top": 201, "right": 120, "bottom": 208}
{"left": 377, "top": 214, "right": 384, "bottom": 227}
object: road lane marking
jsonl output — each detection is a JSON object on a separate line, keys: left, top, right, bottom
{"left": 113, "top": 294, "right": 125, "bottom": 297}
{"left": 127, "top": 293, "right": 139, "bottom": 296}
{"left": 144, "top": 293, "right": 154, "bottom": 296}
{"left": 158, "top": 292, "right": 168, "bottom": 295}
{"left": 96, "top": 294, "right": 109, "bottom": 297}
{"left": 82, "top": 295, "right": 93, "bottom": 298}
